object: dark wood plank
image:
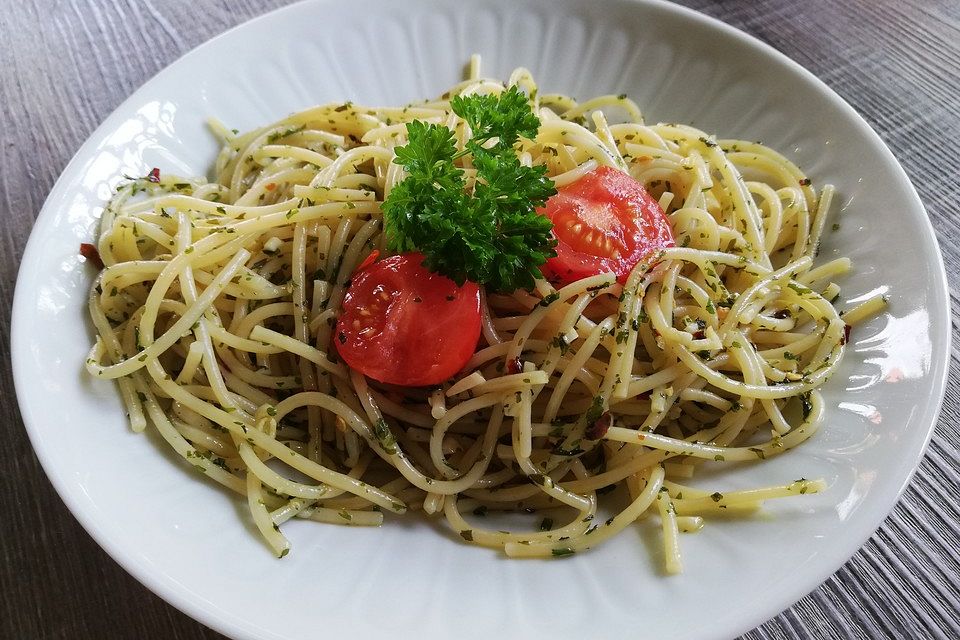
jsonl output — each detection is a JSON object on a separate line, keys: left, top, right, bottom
{"left": 1, "top": 0, "right": 957, "bottom": 638}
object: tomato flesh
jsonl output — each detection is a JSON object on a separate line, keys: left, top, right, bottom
{"left": 335, "top": 253, "right": 481, "bottom": 386}
{"left": 539, "top": 166, "right": 674, "bottom": 285}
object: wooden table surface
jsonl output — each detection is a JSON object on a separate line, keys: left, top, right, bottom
{"left": 2, "top": 0, "right": 958, "bottom": 638}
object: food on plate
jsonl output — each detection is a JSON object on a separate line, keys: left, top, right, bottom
{"left": 335, "top": 252, "right": 481, "bottom": 386}
{"left": 540, "top": 165, "right": 674, "bottom": 285}
{"left": 83, "top": 56, "right": 885, "bottom": 570}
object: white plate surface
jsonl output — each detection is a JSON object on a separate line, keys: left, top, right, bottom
{"left": 11, "top": 1, "right": 950, "bottom": 639}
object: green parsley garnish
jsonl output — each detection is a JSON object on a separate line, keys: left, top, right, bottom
{"left": 373, "top": 418, "right": 398, "bottom": 455}
{"left": 382, "top": 86, "right": 557, "bottom": 292}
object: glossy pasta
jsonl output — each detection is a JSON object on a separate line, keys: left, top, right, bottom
{"left": 84, "top": 57, "right": 884, "bottom": 569}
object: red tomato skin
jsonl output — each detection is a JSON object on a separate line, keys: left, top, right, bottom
{"left": 335, "top": 253, "right": 481, "bottom": 387}
{"left": 539, "top": 166, "right": 674, "bottom": 285}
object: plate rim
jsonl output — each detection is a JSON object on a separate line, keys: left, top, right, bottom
{"left": 11, "top": 0, "right": 952, "bottom": 638}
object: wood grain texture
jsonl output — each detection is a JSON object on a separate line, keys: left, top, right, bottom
{"left": 1, "top": 0, "right": 957, "bottom": 638}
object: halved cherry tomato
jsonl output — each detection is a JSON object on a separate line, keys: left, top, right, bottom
{"left": 335, "top": 253, "right": 481, "bottom": 386}
{"left": 539, "top": 166, "right": 674, "bottom": 285}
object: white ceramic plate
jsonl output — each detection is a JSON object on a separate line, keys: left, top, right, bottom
{"left": 12, "top": 1, "right": 950, "bottom": 639}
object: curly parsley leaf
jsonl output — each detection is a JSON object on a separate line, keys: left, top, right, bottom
{"left": 391, "top": 120, "right": 462, "bottom": 180}
{"left": 450, "top": 86, "right": 541, "bottom": 151}
{"left": 382, "top": 86, "right": 557, "bottom": 292}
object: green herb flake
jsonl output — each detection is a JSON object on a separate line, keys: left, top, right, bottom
{"left": 539, "top": 292, "right": 560, "bottom": 307}
{"left": 549, "top": 334, "right": 569, "bottom": 354}
{"left": 584, "top": 395, "right": 605, "bottom": 424}
{"left": 788, "top": 282, "right": 812, "bottom": 296}
{"left": 799, "top": 391, "right": 813, "bottom": 420}
{"left": 373, "top": 418, "right": 398, "bottom": 455}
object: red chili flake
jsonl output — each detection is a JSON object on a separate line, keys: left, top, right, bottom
{"left": 585, "top": 411, "right": 612, "bottom": 440}
{"left": 265, "top": 182, "right": 277, "bottom": 191}
{"left": 842, "top": 324, "right": 852, "bottom": 345}
{"left": 507, "top": 357, "right": 522, "bottom": 375}
{"left": 355, "top": 250, "right": 380, "bottom": 273}
{"left": 147, "top": 167, "right": 160, "bottom": 183}
{"left": 79, "top": 243, "right": 104, "bottom": 269}
{"left": 693, "top": 330, "right": 706, "bottom": 339}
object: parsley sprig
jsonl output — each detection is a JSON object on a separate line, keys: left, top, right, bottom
{"left": 382, "top": 86, "right": 557, "bottom": 292}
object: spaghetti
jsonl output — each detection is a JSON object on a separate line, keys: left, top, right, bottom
{"left": 84, "top": 57, "right": 883, "bottom": 570}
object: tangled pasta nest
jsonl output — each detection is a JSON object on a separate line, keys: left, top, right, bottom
{"left": 85, "top": 61, "right": 883, "bottom": 570}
